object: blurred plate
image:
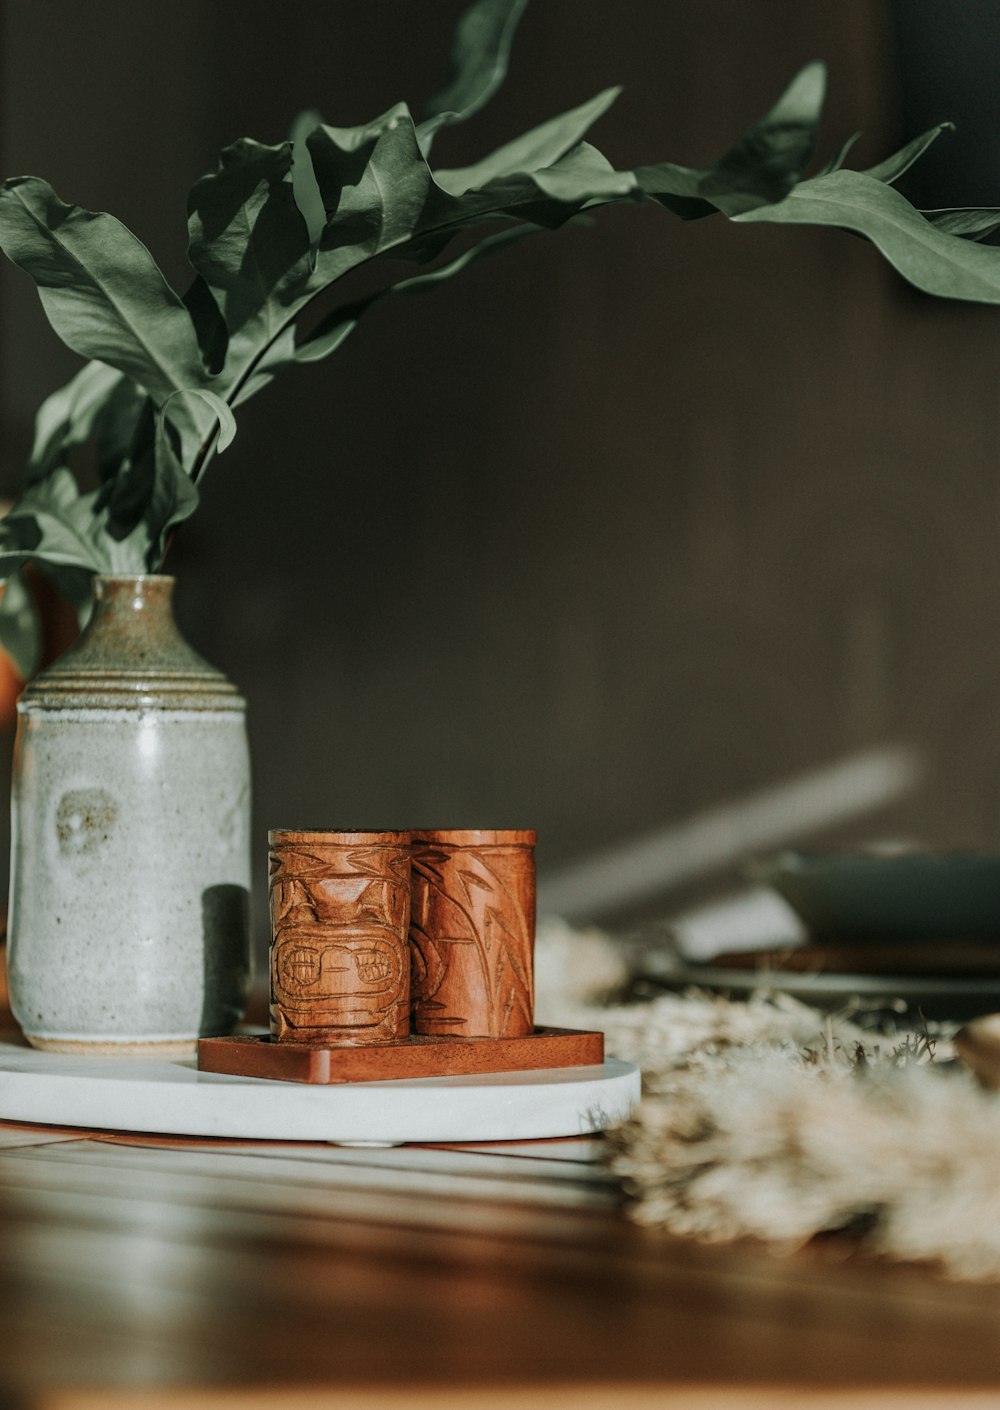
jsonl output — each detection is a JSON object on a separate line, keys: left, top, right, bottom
{"left": 747, "top": 850, "right": 1000, "bottom": 942}
{"left": 672, "top": 962, "right": 999, "bottom": 1025}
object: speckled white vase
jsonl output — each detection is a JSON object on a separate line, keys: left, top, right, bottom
{"left": 6, "top": 575, "right": 251, "bottom": 1055}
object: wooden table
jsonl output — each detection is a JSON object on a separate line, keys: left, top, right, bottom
{"left": 1, "top": 1036, "right": 1000, "bottom": 1409}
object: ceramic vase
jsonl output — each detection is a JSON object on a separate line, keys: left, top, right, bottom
{"left": 6, "top": 575, "right": 251, "bottom": 1054}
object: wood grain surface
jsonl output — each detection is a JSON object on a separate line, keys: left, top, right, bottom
{"left": 2, "top": 1098, "right": 1000, "bottom": 1406}
{"left": 34, "top": 1388, "right": 1000, "bottom": 1410}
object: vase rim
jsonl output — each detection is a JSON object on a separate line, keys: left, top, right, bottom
{"left": 94, "top": 573, "right": 175, "bottom": 583}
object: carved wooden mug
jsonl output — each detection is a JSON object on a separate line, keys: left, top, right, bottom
{"left": 268, "top": 829, "right": 411, "bottom": 1044}
{"left": 409, "top": 828, "right": 537, "bottom": 1038}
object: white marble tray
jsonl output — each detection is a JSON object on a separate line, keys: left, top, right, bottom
{"left": 0, "top": 1038, "right": 640, "bottom": 1143}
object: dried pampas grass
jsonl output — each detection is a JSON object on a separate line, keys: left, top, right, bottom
{"left": 535, "top": 918, "right": 1000, "bottom": 1281}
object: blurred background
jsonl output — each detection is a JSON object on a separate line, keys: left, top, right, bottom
{"left": 3, "top": 0, "right": 1000, "bottom": 961}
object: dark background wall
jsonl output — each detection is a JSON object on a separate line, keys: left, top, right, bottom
{"left": 3, "top": 0, "right": 1000, "bottom": 951}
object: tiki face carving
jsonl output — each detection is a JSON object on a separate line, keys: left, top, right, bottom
{"left": 268, "top": 831, "right": 411, "bottom": 1045}
{"left": 274, "top": 930, "right": 402, "bottom": 998}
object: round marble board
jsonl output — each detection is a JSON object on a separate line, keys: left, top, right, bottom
{"left": 0, "top": 1038, "right": 640, "bottom": 1143}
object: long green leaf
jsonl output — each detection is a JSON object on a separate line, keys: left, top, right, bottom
{"left": 0, "top": 177, "right": 206, "bottom": 401}
{"left": 922, "top": 207, "right": 1000, "bottom": 240}
{"left": 232, "top": 225, "right": 538, "bottom": 408}
{"left": 26, "top": 359, "right": 150, "bottom": 497}
{"left": 182, "top": 274, "right": 229, "bottom": 376}
{"left": 150, "top": 415, "right": 200, "bottom": 559}
{"left": 434, "top": 87, "right": 622, "bottom": 196}
{"left": 295, "top": 223, "right": 539, "bottom": 368}
{"left": 419, "top": 0, "right": 529, "bottom": 154}
{"left": 863, "top": 123, "right": 954, "bottom": 184}
{"left": 0, "top": 469, "right": 127, "bottom": 577}
{"left": 162, "top": 388, "right": 236, "bottom": 453}
{"left": 222, "top": 65, "right": 824, "bottom": 424}
{"left": 44, "top": 563, "right": 100, "bottom": 633}
{"left": 96, "top": 398, "right": 200, "bottom": 563}
{"left": 636, "top": 61, "right": 827, "bottom": 219}
{"left": 706, "top": 60, "right": 826, "bottom": 213}
{"left": 215, "top": 109, "right": 438, "bottom": 403}
{"left": 289, "top": 107, "right": 326, "bottom": 254}
{"left": 229, "top": 324, "right": 298, "bottom": 409}
{"left": 187, "top": 139, "right": 312, "bottom": 363}
{"left": 10, "top": 2, "right": 990, "bottom": 629}
{"left": 0, "top": 571, "right": 40, "bottom": 679}
{"left": 27, "top": 361, "right": 124, "bottom": 483}
{"left": 531, "top": 142, "right": 636, "bottom": 202}
{"left": 815, "top": 131, "right": 861, "bottom": 177}
{"left": 94, "top": 376, "right": 151, "bottom": 481}
{"left": 310, "top": 107, "right": 636, "bottom": 272}
{"left": 735, "top": 168, "right": 1000, "bottom": 303}
{"left": 308, "top": 105, "right": 434, "bottom": 262}
{"left": 221, "top": 110, "right": 639, "bottom": 406}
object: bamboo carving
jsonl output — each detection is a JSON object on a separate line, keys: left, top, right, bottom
{"left": 409, "top": 829, "right": 536, "bottom": 1038}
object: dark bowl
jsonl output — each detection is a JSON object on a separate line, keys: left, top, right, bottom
{"left": 746, "top": 850, "right": 1000, "bottom": 942}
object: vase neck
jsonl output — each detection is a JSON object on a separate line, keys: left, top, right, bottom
{"left": 96, "top": 575, "right": 174, "bottom": 616}
{"left": 20, "top": 574, "right": 242, "bottom": 711}
{"left": 84, "top": 575, "right": 189, "bottom": 665}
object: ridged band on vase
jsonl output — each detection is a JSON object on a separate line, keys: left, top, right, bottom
{"left": 268, "top": 830, "right": 412, "bottom": 1045}
{"left": 20, "top": 575, "right": 243, "bottom": 712}
{"left": 409, "top": 828, "right": 537, "bottom": 1038}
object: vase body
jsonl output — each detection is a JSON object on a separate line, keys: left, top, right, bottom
{"left": 7, "top": 575, "right": 251, "bottom": 1054}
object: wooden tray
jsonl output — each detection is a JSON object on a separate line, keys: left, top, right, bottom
{"left": 198, "top": 1026, "right": 604, "bottom": 1085}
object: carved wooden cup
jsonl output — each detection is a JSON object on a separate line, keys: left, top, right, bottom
{"left": 268, "top": 830, "right": 411, "bottom": 1045}
{"left": 409, "top": 829, "right": 537, "bottom": 1039}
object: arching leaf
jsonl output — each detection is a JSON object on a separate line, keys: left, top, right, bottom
{"left": 816, "top": 131, "right": 862, "bottom": 177}
{"left": 187, "top": 138, "right": 312, "bottom": 366}
{"left": 163, "top": 388, "right": 237, "bottom": 453}
{"left": 434, "top": 87, "right": 622, "bottom": 196}
{"left": 637, "top": 61, "right": 827, "bottom": 219}
{"left": 735, "top": 168, "right": 1000, "bottom": 303}
{"left": 0, "top": 571, "right": 40, "bottom": 679}
{"left": 419, "top": 0, "right": 529, "bottom": 155}
{"left": 289, "top": 107, "right": 326, "bottom": 254}
{"left": 27, "top": 361, "right": 124, "bottom": 483}
{"left": 0, "top": 177, "right": 206, "bottom": 400}
{"left": 922, "top": 206, "right": 1000, "bottom": 240}
{"left": 863, "top": 123, "right": 955, "bottom": 185}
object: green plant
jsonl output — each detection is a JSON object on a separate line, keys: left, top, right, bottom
{"left": 0, "top": 0, "right": 997, "bottom": 673}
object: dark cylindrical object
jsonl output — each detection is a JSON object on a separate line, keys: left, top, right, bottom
{"left": 268, "top": 829, "right": 411, "bottom": 1045}
{"left": 409, "top": 829, "right": 536, "bottom": 1038}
